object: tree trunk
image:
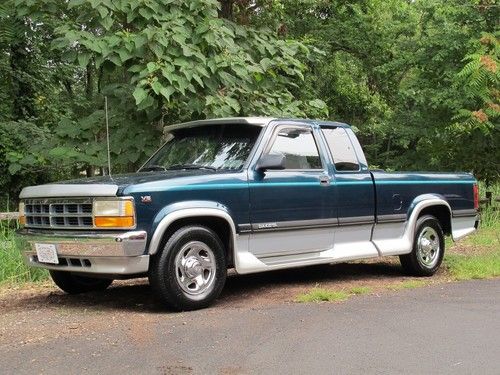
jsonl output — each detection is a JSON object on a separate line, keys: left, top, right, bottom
{"left": 62, "top": 79, "right": 74, "bottom": 97}
{"left": 85, "top": 62, "right": 94, "bottom": 100}
{"left": 9, "top": 39, "right": 36, "bottom": 120}
{"left": 86, "top": 166, "right": 95, "bottom": 177}
{"left": 219, "top": 0, "right": 234, "bottom": 20}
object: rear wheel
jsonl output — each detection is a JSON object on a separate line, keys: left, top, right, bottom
{"left": 399, "top": 215, "right": 445, "bottom": 276}
{"left": 49, "top": 270, "right": 113, "bottom": 294}
{"left": 148, "top": 225, "right": 227, "bottom": 311}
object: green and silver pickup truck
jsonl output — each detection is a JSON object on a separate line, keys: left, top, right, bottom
{"left": 17, "top": 117, "right": 479, "bottom": 310}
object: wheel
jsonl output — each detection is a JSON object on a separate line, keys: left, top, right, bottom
{"left": 49, "top": 270, "right": 113, "bottom": 294}
{"left": 148, "top": 225, "right": 227, "bottom": 311}
{"left": 400, "top": 215, "right": 445, "bottom": 276}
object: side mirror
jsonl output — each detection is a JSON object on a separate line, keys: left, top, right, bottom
{"left": 256, "top": 153, "right": 286, "bottom": 171}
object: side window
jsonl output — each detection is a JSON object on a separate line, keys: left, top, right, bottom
{"left": 267, "top": 127, "right": 322, "bottom": 170}
{"left": 321, "top": 127, "right": 360, "bottom": 171}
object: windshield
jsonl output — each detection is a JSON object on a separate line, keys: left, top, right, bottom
{"left": 140, "top": 124, "right": 262, "bottom": 172}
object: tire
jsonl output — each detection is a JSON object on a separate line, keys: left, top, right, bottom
{"left": 49, "top": 270, "right": 113, "bottom": 294}
{"left": 399, "top": 215, "right": 445, "bottom": 276}
{"left": 148, "top": 225, "right": 227, "bottom": 311}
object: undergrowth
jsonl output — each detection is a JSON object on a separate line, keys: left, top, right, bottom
{"left": 0, "top": 221, "right": 48, "bottom": 285}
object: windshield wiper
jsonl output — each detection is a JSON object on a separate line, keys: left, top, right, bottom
{"left": 140, "top": 165, "right": 167, "bottom": 172}
{"left": 167, "top": 164, "right": 217, "bottom": 171}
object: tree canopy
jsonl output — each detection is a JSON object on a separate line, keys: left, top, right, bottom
{"left": 0, "top": 0, "right": 498, "bottom": 208}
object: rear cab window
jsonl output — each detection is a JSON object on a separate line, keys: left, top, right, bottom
{"left": 321, "top": 127, "right": 361, "bottom": 172}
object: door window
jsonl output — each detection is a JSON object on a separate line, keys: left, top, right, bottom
{"left": 267, "top": 127, "right": 322, "bottom": 170}
{"left": 321, "top": 127, "right": 360, "bottom": 171}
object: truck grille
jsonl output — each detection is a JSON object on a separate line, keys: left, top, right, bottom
{"left": 24, "top": 199, "right": 93, "bottom": 229}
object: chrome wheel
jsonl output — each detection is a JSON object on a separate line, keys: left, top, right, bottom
{"left": 416, "top": 227, "right": 440, "bottom": 268}
{"left": 174, "top": 241, "right": 216, "bottom": 298}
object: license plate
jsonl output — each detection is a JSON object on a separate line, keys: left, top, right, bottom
{"left": 35, "top": 243, "right": 59, "bottom": 264}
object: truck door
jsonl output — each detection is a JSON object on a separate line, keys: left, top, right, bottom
{"left": 320, "top": 126, "right": 375, "bottom": 242}
{"left": 247, "top": 123, "right": 335, "bottom": 258}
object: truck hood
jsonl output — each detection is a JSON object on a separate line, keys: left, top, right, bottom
{"left": 19, "top": 170, "right": 212, "bottom": 199}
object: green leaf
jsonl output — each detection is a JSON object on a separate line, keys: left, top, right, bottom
{"left": 117, "top": 48, "right": 131, "bottom": 63}
{"left": 132, "top": 87, "right": 148, "bottom": 104}
{"left": 147, "top": 62, "right": 158, "bottom": 73}
{"left": 8, "top": 163, "right": 22, "bottom": 174}
{"left": 151, "top": 81, "right": 162, "bottom": 95}
{"left": 260, "top": 58, "right": 272, "bottom": 71}
{"left": 160, "top": 86, "right": 175, "bottom": 101}
{"left": 97, "top": 6, "right": 108, "bottom": 18}
{"left": 68, "top": 0, "right": 86, "bottom": 9}
{"left": 101, "top": 15, "right": 114, "bottom": 30}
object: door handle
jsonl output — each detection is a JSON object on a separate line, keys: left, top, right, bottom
{"left": 319, "top": 175, "right": 330, "bottom": 186}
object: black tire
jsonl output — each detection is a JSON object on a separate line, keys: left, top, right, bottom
{"left": 148, "top": 225, "right": 227, "bottom": 311}
{"left": 49, "top": 270, "right": 113, "bottom": 294}
{"left": 399, "top": 215, "right": 445, "bottom": 276}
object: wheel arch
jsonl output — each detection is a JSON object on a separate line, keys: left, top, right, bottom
{"left": 416, "top": 206, "right": 451, "bottom": 235}
{"left": 407, "top": 194, "right": 452, "bottom": 236}
{"left": 148, "top": 203, "right": 237, "bottom": 267}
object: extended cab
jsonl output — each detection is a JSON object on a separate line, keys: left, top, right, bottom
{"left": 17, "top": 117, "right": 479, "bottom": 310}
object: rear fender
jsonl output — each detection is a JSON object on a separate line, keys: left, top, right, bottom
{"left": 373, "top": 195, "right": 452, "bottom": 256}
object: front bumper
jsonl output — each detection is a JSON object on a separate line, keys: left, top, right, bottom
{"left": 16, "top": 229, "right": 149, "bottom": 276}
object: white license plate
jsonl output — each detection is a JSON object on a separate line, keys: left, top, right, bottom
{"left": 35, "top": 243, "right": 59, "bottom": 264}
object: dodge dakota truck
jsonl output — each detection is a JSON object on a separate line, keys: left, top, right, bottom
{"left": 17, "top": 117, "right": 479, "bottom": 310}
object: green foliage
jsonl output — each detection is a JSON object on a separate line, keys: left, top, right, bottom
{"left": 0, "top": 0, "right": 499, "bottom": 210}
{"left": 477, "top": 182, "right": 500, "bottom": 229}
{"left": 0, "top": 121, "right": 67, "bottom": 209}
{"left": 50, "top": 0, "right": 327, "bottom": 119}
{"left": 0, "top": 221, "right": 48, "bottom": 285}
{"left": 445, "top": 33, "right": 499, "bottom": 183}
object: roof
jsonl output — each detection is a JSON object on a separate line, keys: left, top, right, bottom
{"left": 165, "top": 117, "right": 350, "bottom": 130}
{"left": 166, "top": 117, "right": 276, "bottom": 130}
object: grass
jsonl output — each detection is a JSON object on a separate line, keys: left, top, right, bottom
{"left": 349, "top": 286, "right": 372, "bottom": 295}
{"left": 296, "top": 288, "right": 350, "bottom": 303}
{"left": 387, "top": 280, "right": 426, "bottom": 291}
{"left": 478, "top": 181, "right": 500, "bottom": 229}
{"left": 459, "top": 226, "right": 499, "bottom": 248}
{"left": 296, "top": 286, "right": 372, "bottom": 303}
{"left": 444, "top": 218, "right": 499, "bottom": 280}
{"left": 446, "top": 252, "right": 500, "bottom": 280}
{"left": 0, "top": 221, "right": 48, "bottom": 286}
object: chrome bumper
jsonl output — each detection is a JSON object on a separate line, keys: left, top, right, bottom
{"left": 16, "top": 229, "right": 149, "bottom": 275}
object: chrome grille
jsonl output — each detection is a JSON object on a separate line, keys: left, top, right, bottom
{"left": 24, "top": 199, "right": 93, "bottom": 229}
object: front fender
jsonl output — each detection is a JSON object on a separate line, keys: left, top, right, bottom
{"left": 148, "top": 200, "right": 237, "bottom": 255}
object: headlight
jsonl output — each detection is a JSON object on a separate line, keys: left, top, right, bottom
{"left": 18, "top": 201, "right": 26, "bottom": 226}
{"left": 93, "top": 198, "right": 135, "bottom": 228}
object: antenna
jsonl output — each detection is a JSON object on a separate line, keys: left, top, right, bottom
{"left": 104, "top": 96, "right": 112, "bottom": 177}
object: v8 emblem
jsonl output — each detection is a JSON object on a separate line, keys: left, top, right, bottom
{"left": 140, "top": 195, "right": 152, "bottom": 203}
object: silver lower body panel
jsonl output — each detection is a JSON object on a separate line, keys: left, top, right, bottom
{"left": 23, "top": 253, "right": 150, "bottom": 276}
{"left": 16, "top": 228, "right": 149, "bottom": 276}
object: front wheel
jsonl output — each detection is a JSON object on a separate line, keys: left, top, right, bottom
{"left": 399, "top": 215, "right": 445, "bottom": 276}
{"left": 148, "top": 226, "right": 227, "bottom": 311}
{"left": 49, "top": 270, "right": 113, "bottom": 294}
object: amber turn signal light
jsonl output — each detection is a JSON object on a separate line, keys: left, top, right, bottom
{"left": 94, "top": 216, "right": 135, "bottom": 228}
